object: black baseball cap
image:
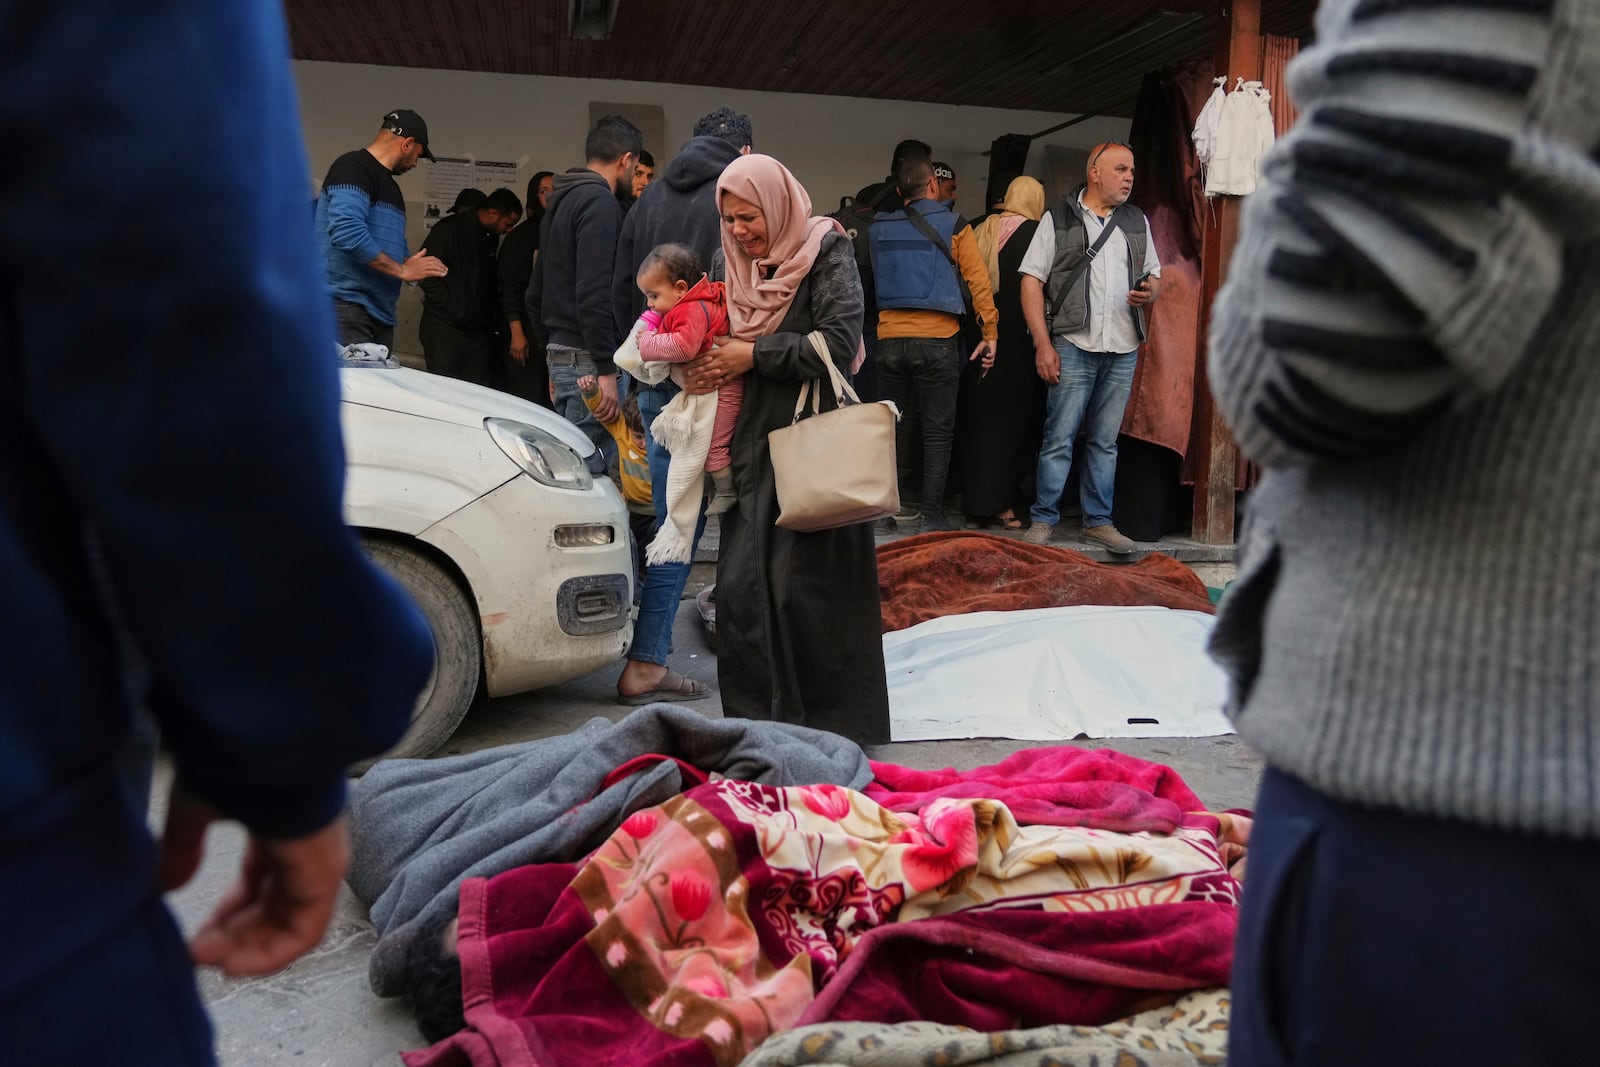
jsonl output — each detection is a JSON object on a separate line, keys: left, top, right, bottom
{"left": 383, "top": 109, "right": 435, "bottom": 160}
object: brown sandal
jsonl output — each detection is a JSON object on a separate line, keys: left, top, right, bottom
{"left": 617, "top": 669, "right": 712, "bottom": 706}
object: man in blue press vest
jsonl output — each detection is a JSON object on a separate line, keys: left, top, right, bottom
{"left": 869, "top": 156, "right": 998, "bottom": 531}
{"left": 1017, "top": 142, "right": 1161, "bottom": 554}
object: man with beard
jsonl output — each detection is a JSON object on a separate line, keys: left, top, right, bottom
{"left": 632, "top": 150, "right": 656, "bottom": 200}
{"left": 527, "top": 115, "right": 642, "bottom": 457}
{"left": 314, "top": 110, "right": 448, "bottom": 349}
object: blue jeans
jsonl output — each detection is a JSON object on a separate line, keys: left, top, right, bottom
{"left": 1031, "top": 342, "right": 1136, "bottom": 528}
{"left": 547, "top": 354, "right": 616, "bottom": 466}
{"left": 1230, "top": 768, "right": 1600, "bottom": 1066}
{"left": 627, "top": 382, "right": 706, "bottom": 667}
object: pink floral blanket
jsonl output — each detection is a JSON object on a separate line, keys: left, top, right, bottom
{"left": 865, "top": 746, "right": 1208, "bottom": 833}
{"left": 403, "top": 781, "right": 1244, "bottom": 1067}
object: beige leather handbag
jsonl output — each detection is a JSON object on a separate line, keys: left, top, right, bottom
{"left": 768, "top": 332, "right": 901, "bottom": 532}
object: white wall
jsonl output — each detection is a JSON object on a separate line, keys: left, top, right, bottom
{"left": 295, "top": 60, "right": 1129, "bottom": 209}
{"left": 292, "top": 61, "right": 1130, "bottom": 351}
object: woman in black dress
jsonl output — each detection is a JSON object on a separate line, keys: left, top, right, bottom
{"left": 960, "top": 177, "right": 1046, "bottom": 528}
{"left": 681, "top": 154, "right": 890, "bottom": 746}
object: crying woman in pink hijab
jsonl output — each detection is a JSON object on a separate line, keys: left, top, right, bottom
{"left": 682, "top": 153, "right": 865, "bottom": 395}
{"left": 680, "top": 153, "right": 891, "bottom": 748}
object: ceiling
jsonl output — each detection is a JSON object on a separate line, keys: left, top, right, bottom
{"left": 285, "top": 0, "right": 1319, "bottom": 118}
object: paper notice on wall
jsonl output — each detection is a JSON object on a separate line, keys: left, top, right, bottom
{"left": 473, "top": 159, "right": 521, "bottom": 196}
{"left": 423, "top": 156, "right": 528, "bottom": 229}
{"left": 424, "top": 157, "right": 476, "bottom": 228}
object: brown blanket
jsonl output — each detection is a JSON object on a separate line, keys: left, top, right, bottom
{"left": 878, "top": 532, "right": 1213, "bottom": 633}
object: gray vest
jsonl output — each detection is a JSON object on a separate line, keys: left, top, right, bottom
{"left": 1044, "top": 195, "right": 1149, "bottom": 344}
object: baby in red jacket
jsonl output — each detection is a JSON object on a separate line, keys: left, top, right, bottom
{"left": 636, "top": 243, "right": 739, "bottom": 514}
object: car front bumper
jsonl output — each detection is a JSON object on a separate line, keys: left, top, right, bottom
{"left": 419, "top": 473, "right": 634, "bottom": 697}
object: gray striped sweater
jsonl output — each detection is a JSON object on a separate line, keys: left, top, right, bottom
{"left": 1207, "top": 0, "right": 1600, "bottom": 836}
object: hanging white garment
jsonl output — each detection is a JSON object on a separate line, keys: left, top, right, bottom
{"left": 1206, "top": 78, "right": 1276, "bottom": 196}
{"left": 1190, "top": 75, "right": 1227, "bottom": 171}
{"left": 1250, "top": 81, "right": 1276, "bottom": 174}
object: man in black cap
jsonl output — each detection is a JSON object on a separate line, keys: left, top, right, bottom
{"left": 313, "top": 109, "right": 448, "bottom": 349}
{"left": 932, "top": 162, "right": 958, "bottom": 211}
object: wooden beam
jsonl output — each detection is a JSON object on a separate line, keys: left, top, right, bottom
{"left": 1191, "top": 0, "right": 1261, "bottom": 545}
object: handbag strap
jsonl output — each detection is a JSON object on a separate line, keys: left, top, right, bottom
{"left": 791, "top": 331, "right": 861, "bottom": 424}
{"left": 1047, "top": 202, "right": 1124, "bottom": 323}
{"left": 791, "top": 380, "right": 819, "bottom": 423}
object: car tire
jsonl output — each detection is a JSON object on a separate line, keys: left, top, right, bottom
{"left": 358, "top": 538, "right": 480, "bottom": 766}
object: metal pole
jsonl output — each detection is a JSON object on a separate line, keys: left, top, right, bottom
{"left": 1190, "top": 0, "right": 1260, "bottom": 544}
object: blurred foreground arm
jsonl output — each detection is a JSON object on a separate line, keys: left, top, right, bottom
{"left": 5, "top": 0, "right": 434, "bottom": 969}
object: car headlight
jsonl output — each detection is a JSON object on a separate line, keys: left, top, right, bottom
{"left": 485, "top": 417, "right": 594, "bottom": 491}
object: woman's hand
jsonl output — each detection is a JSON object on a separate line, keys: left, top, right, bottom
{"left": 683, "top": 336, "right": 755, "bottom": 395}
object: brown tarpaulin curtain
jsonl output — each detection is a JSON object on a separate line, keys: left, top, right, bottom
{"left": 1262, "top": 35, "right": 1301, "bottom": 136}
{"left": 1124, "top": 44, "right": 1300, "bottom": 496}
{"left": 1123, "top": 62, "right": 1217, "bottom": 472}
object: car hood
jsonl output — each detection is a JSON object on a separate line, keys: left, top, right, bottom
{"left": 340, "top": 367, "right": 597, "bottom": 457}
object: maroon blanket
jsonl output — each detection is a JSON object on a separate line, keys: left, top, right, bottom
{"left": 798, "top": 905, "right": 1235, "bottom": 1030}
{"left": 877, "top": 532, "right": 1214, "bottom": 634}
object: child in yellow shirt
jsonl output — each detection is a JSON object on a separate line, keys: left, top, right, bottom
{"left": 581, "top": 375, "right": 655, "bottom": 592}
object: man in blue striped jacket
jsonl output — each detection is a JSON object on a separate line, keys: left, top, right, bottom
{"left": 0, "top": 3, "right": 436, "bottom": 1063}
{"left": 314, "top": 110, "right": 448, "bottom": 349}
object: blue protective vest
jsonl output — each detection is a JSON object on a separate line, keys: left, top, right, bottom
{"left": 868, "top": 198, "right": 965, "bottom": 315}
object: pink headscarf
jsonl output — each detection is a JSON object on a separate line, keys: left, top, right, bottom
{"left": 716, "top": 154, "right": 846, "bottom": 342}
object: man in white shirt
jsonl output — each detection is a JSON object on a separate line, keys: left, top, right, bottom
{"left": 1016, "top": 142, "right": 1159, "bottom": 553}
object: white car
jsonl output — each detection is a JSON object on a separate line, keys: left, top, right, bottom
{"left": 340, "top": 365, "right": 633, "bottom": 759}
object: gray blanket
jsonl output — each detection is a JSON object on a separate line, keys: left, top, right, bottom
{"left": 348, "top": 704, "right": 872, "bottom": 996}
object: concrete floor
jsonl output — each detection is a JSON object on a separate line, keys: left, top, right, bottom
{"left": 159, "top": 597, "right": 1262, "bottom": 1066}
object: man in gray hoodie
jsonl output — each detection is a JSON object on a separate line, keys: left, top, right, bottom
{"left": 608, "top": 107, "right": 752, "bottom": 705}
{"left": 526, "top": 114, "right": 641, "bottom": 456}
